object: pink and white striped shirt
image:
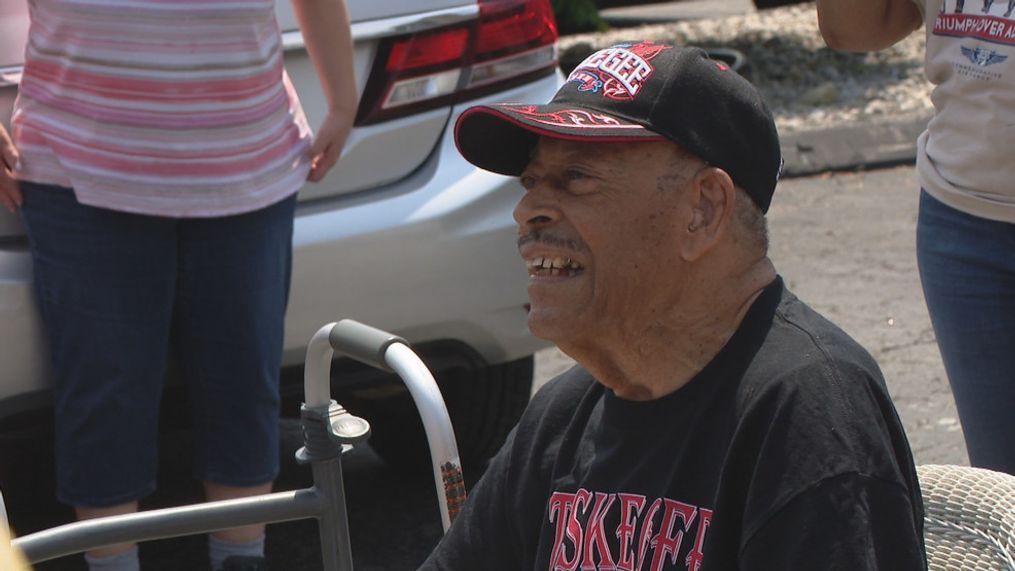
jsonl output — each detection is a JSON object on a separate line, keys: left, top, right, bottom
{"left": 12, "top": 0, "right": 313, "bottom": 217}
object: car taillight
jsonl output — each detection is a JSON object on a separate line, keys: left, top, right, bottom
{"left": 356, "top": 0, "right": 558, "bottom": 126}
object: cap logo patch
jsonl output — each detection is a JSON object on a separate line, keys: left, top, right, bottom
{"left": 566, "top": 41, "right": 670, "bottom": 101}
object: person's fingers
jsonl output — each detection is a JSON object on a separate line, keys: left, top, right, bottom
{"left": 0, "top": 187, "right": 19, "bottom": 213}
{"left": 0, "top": 176, "right": 23, "bottom": 211}
{"left": 1, "top": 146, "right": 18, "bottom": 171}
{"left": 307, "top": 145, "right": 323, "bottom": 182}
{"left": 0, "top": 167, "right": 22, "bottom": 213}
{"left": 0, "top": 126, "right": 22, "bottom": 211}
{"left": 306, "top": 127, "right": 330, "bottom": 182}
{"left": 0, "top": 128, "right": 19, "bottom": 170}
{"left": 307, "top": 164, "right": 323, "bottom": 182}
{"left": 306, "top": 112, "right": 353, "bottom": 182}
{"left": 308, "top": 133, "right": 328, "bottom": 159}
{"left": 308, "top": 144, "right": 340, "bottom": 182}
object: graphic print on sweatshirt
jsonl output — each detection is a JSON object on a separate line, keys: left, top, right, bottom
{"left": 546, "top": 488, "right": 712, "bottom": 571}
{"left": 935, "top": 0, "right": 1013, "bottom": 81}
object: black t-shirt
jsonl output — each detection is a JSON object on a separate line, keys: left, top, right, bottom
{"left": 421, "top": 278, "right": 926, "bottom": 570}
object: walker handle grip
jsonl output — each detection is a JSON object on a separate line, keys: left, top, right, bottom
{"left": 328, "top": 319, "right": 407, "bottom": 371}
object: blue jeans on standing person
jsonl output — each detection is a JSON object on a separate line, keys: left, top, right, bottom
{"left": 917, "top": 190, "right": 1015, "bottom": 475}
{"left": 20, "top": 181, "right": 295, "bottom": 507}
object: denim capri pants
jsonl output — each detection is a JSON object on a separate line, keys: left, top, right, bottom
{"left": 20, "top": 182, "right": 295, "bottom": 507}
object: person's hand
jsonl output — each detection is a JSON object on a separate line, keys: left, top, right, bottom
{"left": 307, "top": 108, "right": 354, "bottom": 183}
{"left": 0, "top": 124, "right": 22, "bottom": 212}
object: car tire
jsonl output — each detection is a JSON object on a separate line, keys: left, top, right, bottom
{"left": 752, "top": 0, "right": 805, "bottom": 9}
{"left": 354, "top": 356, "right": 534, "bottom": 475}
{"left": 0, "top": 425, "right": 56, "bottom": 513}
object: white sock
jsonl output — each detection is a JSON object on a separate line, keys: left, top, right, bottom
{"left": 84, "top": 546, "right": 140, "bottom": 571}
{"left": 209, "top": 534, "right": 265, "bottom": 570}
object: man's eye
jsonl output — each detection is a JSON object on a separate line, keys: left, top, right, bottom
{"left": 564, "top": 170, "right": 598, "bottom": 194}
{"left": 519, "top": 175, "right": 537, "bottom": 189}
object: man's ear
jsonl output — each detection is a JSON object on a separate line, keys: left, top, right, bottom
{"left": 680, "top": 167, "right": 736, "bottom": 261}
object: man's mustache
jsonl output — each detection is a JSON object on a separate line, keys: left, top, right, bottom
{"left": 517, "top": 230, "right": 589, "bottom": 253}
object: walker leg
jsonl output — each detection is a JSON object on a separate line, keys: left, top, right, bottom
{"left": 312, "top": 456, "right": 354, "bottom": 571}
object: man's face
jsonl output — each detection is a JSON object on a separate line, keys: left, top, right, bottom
{"left": 514, "top": 137, "right": 701, "bottom": 347}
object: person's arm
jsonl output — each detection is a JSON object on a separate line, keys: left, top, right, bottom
{"left": 289, "top": 0, "right": 358, "bottom": 182}
{"left": 0, "top": 124, "right": 21, "bottom": 212}
{"left": 816, "top": 0, "right": 923, "bottom": 52}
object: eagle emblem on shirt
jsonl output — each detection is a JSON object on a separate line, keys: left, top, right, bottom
{"left": 960, "top": 45, "right": 1008, "bottom": 66}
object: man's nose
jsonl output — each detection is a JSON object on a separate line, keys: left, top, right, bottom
{"left": 513, "top": 185, "right": 559, "bottom": 229}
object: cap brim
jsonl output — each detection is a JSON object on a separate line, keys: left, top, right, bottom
{"left": 454, "top": 103, "right": 666, "bottom": 176}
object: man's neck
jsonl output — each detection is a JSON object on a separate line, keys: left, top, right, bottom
{"left": 562, "top": 258, "right": 777, "bottom": 401}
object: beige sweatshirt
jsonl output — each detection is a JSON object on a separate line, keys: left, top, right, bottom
{"left": 915, "top": 0, "right": 1015, "bottom": 222}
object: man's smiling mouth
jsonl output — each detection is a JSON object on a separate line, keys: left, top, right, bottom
{"left": 527, "top": 256, "right": 586, "bottom": 277}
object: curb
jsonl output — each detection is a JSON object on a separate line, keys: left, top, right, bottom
{"left": 779, "top": 113, "right": 931, "bottom": 178}
{"left": 599, "top": 0, "right": 756, "bottom": 26}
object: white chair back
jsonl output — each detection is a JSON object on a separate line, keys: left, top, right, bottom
{"left": 918, "top": 464, "right": 1015, "bottom": 570}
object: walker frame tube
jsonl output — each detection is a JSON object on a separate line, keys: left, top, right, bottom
{"left": 15, "top": 489, "right": 326, "bottom": 564}
{"left": 326, "top": 320, "right": 466, "bottom": 531}
{"left": 384, "top": 343, "right": 463, "bottom": 531}
{"left": 7, "top": 319, "right": 464, "bottom": 569}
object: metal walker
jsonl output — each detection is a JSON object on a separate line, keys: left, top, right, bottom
{"left": 2, "top": 319, "right": 466, "bottom": 570}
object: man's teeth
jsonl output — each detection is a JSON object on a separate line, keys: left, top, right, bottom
{"left": 529, "top": 256, "right": 585, "bottom": 275}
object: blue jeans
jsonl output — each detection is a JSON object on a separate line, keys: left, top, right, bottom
{"left": 20, "top": 182, "right": 295, "bottom": 507}
{"left": 917, "top": 190, "right": 1015, "bottom": 474}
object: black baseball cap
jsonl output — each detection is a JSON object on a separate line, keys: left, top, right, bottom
{"left": 454, "top": 42, "right": 783, "bottom": 212}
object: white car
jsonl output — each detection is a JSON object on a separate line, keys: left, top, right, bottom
{"left": 0, "top": 0, "right": 560, "bottom": 469}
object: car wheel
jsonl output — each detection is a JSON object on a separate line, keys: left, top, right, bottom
{"left": 752, "top": 0, "right": 805, "bottom": 9}
{"left": 0, "top": 425, "right": 56, "bottom": 513}
{"left": 353, "top": 356, "right": 534, "bottom": 476}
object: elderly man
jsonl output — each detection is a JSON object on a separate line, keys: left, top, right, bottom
{"left": 422, "top": 42, "right": 926, "bottom": 570}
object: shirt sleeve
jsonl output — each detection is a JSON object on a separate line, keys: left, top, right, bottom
{"left": 719, "top": 316, "right": 927, "bottom": 571}
{"left": 739, "top": 472, "right": 927, "bottom": 570}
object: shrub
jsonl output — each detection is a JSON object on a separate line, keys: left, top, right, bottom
{"left": 551, "top": 0, "right": 608, "bottom": 35}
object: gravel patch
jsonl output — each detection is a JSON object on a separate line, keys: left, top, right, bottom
{"left": 558, "top": 3, "right": 933, "bottom": 135}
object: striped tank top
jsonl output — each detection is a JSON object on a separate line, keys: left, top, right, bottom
{"left": 12, "top": 0, "right": 313, "bottom": 217}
